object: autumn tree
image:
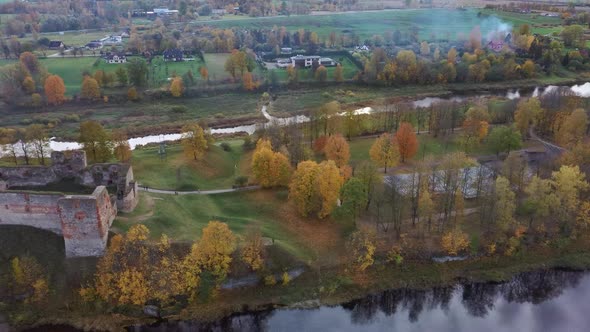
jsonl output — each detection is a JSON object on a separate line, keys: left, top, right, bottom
{"left": 556, "top": 108, "right": 588, "bottom": 147}
{"left": 19, "top": 52, "right": 40, "bottom": 74}
{"left": 190, "top": 221, "right": 237, "bottom": 282}
{"left": 334, "top": 63, "right": 343, "bottom": 82}
{"left": 514, "top": 97, "right": 542, "bottom": 136}
{"left": 170, "top": 77, "right": 184, "bottom": 97}
{"left": 22, "top": 76, "right": 35, "bottom": 94}
{"left": 115, "top": 66, "right": 128, "bottom": 86}
{"left": 242, "top": 71, "right": 255, "bottom": 90}
{"left": 495, "top": 176, "right": 516, "bottom": 232}
{"left": 395, "top": 122, "right": 418, "bottom": 162}
{"left": 447, "top": 47, "right": 458, "bottom": 63}
{"left": 251, "top": 139, "right": 291, "bottom": 187}
{"left": 487, "top": 125, "right": 522, "bottom": 156}
{"left": 81, "top": 76, "right": 100, "bottom": 100}
{"left": 468, "top": 25, "right": 482, "bottom": 50}
{"left": 25, "top": 124, "right": 49, "bottom": 165}
{"left": 347, "top": 229, "right": 376, "bottom": 271}
{"left": 524, "top": 176, "right": 558, "bottom": 228}
{"left": 10, "top": 256, "right": 48, "bottom": 305}
{"left": 44, "top": 74, "right": 66, "bottom": 105}
{"left": 552, "top": 165, "right": 589, "bottom": 233}
{"left": 370, "top": 133, "right": 399, "bottom": 172}
{"left": 315, "top": 65, "right": 327, "bottom": 82}
{"left": 127, "top": 58, "right": 149, "bottom": 87}
{"left": 356, "top": 161, "right": 381, "bottom": 210}
{"left": 286, "top": 65, "right": 298, "bottom": 84}
{"left": 199, "top": 66, "right": 209, "bottom": 82}
{"left": 420, "top": 41, "right": 430, "bottom": 56}
{"left": 112, "top": 130, "right": 131, "bottom": 162}
{"left": 340, "top": 177, "right": 367, "bottom": 222}
{"left": 461, "top": 107, "right": 490, "bottom": 149}
{"left": 395, "top": 50, "right": 417, "bottom": 83}
{"left": 127, "top": 87, "right": 138, "bottom": 101}
{"left": 324, "top": 134, "right": 350, "bottom": 167}
{"left": 241, "top": 226, "right": 265, "bottom": 271}
{"left": 79, "top": 121, "right": 112, "bottom": 163}
{"left": 441, "top": 229, "right": 470, "bottom": 255}
{"left": 181, "top": 123, "right": 208, "bottom": 160}
{"left": 289, "top": 160, "right": 344, "bottom": 218}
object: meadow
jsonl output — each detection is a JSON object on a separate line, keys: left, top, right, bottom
{"left": 196, "top": 8, "right": 562, "bottom": 41}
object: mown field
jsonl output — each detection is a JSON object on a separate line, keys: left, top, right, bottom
{"left": 197, "top": 8, "right": 562, "bottom": 40}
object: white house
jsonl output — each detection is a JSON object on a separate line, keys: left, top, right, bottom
{"left": 105, "top": 54, "right": 127, "bottom": 64}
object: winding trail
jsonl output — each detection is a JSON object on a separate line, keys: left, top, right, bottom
{"left": 137, "top": 185, "right": 261, "bottom": 195}
{"left": 529, "top": 127, "right": 567, "bottom": 154}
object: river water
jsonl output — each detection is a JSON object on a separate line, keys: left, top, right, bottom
{"left": 129, "top": 269, "right": 590, "bottom": 332}
{"left": 3, "top": 82, "right": 590, "bottom": 157}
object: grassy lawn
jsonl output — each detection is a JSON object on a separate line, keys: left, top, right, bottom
{"left": 197, "top": 8, "right": 562, "bottom": 41}
{"left": 113, "top": 189, "right": 345, "bottom": 263}
{"left": 131, "top": 140, "right": 246, "bottom": 191}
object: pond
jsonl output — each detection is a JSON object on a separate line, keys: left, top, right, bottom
{"left": 129, "top": 269, "right": 590, "bottom": 332}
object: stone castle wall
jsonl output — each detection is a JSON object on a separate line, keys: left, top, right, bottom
{"left": 0, "top": 186, "right": 117, "bottom": 257}
{"left": 0, "top": 150, "right": 138, "bottom": 257}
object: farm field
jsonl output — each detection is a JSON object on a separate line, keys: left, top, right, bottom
{"left": 196, "top": 8, "right": 562, "bottom": 40}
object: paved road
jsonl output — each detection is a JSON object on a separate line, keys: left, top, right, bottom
{"left": 138, "top": 185, "right": 260, "bottom": 195}
{"left": 529, "top": 127, "right": 567, "bottom": 153}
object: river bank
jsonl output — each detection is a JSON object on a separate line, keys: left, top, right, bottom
{"left": 19, "top": 235, "right": 590, "bottom": 332}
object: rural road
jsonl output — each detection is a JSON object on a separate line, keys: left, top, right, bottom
{"left": 138, "top": 185, "right": 261, "bottom": 195}
{"left": 529, "top": 127, "right": 567, "bottom": 153}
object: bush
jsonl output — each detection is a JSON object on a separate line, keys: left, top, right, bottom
{"left": 282, "top": 272, "right": 290, "bottom": 285}
{"left": 234, "top": 176, "right": 248, "bottom": 187}
{"left": 20, "top": 118, "right": 33, "bottom": 125}
{"left": 264, "top": 275, "right": 276, "bottom": 286}
{"left": 171, "top": 106, "right": 187, "bottom": 114}
{"left": 243, "top": 136, "right": 256, "bottom": 151}
{"left": 63, "top": 114, "right": 80, "bottom": 122}
{"left": 220, "top": 142, "right": 232, "bottom": 151}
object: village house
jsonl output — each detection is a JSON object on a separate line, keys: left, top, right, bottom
{"left": 48, "top": 40, "right": 64, "bottom": 49}
{"left": 104, "top": 54, "right": 127, "bottom": 64}
{"left": 85, "top": 41, "right": 102, "bottom": 49}
{"left": 163, "top": 48, "right": 184, "bottom": 62}
{"left": 487, "top": 40, "right": 504, "bottom": 52}
{"left": 289, "top": 55, "right": 338, "bottom": 68}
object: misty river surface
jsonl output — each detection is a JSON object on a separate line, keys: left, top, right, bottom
{"left": 129, "top": 269, "right": 590, "bottom": 332}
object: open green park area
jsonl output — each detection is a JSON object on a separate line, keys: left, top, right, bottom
{"left": 199, "top": 8, "right": 562, "bottom": 40}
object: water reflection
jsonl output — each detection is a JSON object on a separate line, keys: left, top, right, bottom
{"left": 132, "top": 269, "right": 589, "bottom": 332}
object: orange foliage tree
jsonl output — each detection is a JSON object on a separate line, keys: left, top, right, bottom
{"left": 251, "top": 139, "right": 291, "bottom": 187}
{"left": 44, "top": 74, "right": 66, "bottom": 105}
{"left": 394, "top": 122, "right": 418, "bottom": 162}
{"left": 324, "top": 134, "right": 350, "bottom": 167}
{"left": 170, "top": 77, "right": 184, "bottom": 97}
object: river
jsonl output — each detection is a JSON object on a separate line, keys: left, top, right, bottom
{"left": 127, "top": 269, "right": 590, "bottom": 332}
{"left": 3, "top": 82, "right": 590, "bottom": 157}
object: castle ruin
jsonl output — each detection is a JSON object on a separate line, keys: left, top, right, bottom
{"left": 0, "top": 151, "right": 139, "bottom": 257}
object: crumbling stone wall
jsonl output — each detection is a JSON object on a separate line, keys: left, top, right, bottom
{"left": 0, "top": 186, "right": 117, "bottom": 257}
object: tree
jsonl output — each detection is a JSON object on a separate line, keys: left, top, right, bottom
{"left": 395, "top": 122, "right": 418, "bottom": 162}
{"left": 10, "top": 256, "right": 48, "bottom": 304}
{"left": 127, "top": 58, "right": 149, "bottom": 87}
{"left": 502, "top": 151, "right": 528, "bottom": 192}
{"left": 79, "top": 121, "right": 112, "bottom": 163}
{"left": 115, "top": 66, "right": 128, "bottom": 86}
{"left": 22, "top": 76, "right": 35, "bottom": 94}
{"left": 522, "top": 60, "right": 535, "bottom": 78}
{"left": 396, "top": 50, "right": 417, "bottom": 83}
{"left": 181, "top": 123, "right": 208, "bottom": 160}
{"left": 44, "top": 74, "right": 65, "bottom": 105}
{"left": 25, "top": 124, "right": 49, "bottom": 165}
{"left": 241, "top": 226, "right": 265, "bottom": 271}
{"left": 199, "top": 66, "right": 209, "bottom": 82}
{"left": 286, "top": 65, "right": 298, "bottom": 84}
{"left": 347, "top": 229, "right": 376, "bottom": 271}
{"left": 561, "top": 25, "right": 585, "bottom": 48}
{"left": 420, "top": 41, "right": 430, "bottom": 56}
{"left": 315, "top": 65, "right": 327, "bottom": 82}
{"left": 127, "top": 87, "right": 138, "bottom": 101}
{"left": 190, "top": 221, "right": 237, "bottom": 282}
{"left": 112, "top": 130, "right": 131, "bottom": 162}
{"left": 557, "top": 109, "right": 588, "bottom": 148}
{"left": 340, "top": 177, "right": 367, "bottom": 222}
{"left": 94, "top": 70, "right": 104, "bottom": 87}
{"left": 487, "top": 125, "right": 522, "bottom": 156}
{"left": 524, "top": 176, "right": 558, "bottom": 228}
{"left": 514, "top": 97, "right": 542, "bottom": 136}
{"left": 495, "top": 176, "right": 516, "bottom": 232}
{"left": 81, "top": 76, "right": 100, "bottom": 100}
{"left": 242, "top": 72, "right": 255, "bottom": 90}
{"left": 447, "top": 47, "right": 458, "bottom": 63}
{"left": 251, "top": 139, "right": 291, "bottom": 187}
{"left": 19, "top": 52, "right": 40, "bottom": 74}
{"left": 552, "top": 165, "right": 589, "bottom": 232}
{"left": 170, "top": 77, "right": 184, "bottom": 97}
{"left": 334, "top": 64, "right": 343, "bottom": 82}
{"left": 356, "top": 161, "right": 382, "bottom": 211}
{"left": 468, "top": 26, "right": 482, "bottom": 50}
{"left": 370, "top": 133, "right": 399, "bottom": 172}
{"left": 461, "top": 107, "right": 490, "bottom": 149}
{"left": 324, "top": 134, "right": 350, "bottom": 167}
{"left": 289, "top": 160, "right": 343, "bottom": 218}
{"left": 441, "top": 229, "right": 470, "bottom": 255}
{"left": 316, "top": 160, "right": 345, "bottom": 218}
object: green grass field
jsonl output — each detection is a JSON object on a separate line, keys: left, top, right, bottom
{"left": 197, "top": 8, "right": 562, "bottom": 41}
{"left": 131, "top": 140, "right": 246, "bottom": 190}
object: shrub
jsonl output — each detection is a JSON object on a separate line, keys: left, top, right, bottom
{"left": 31, "top": 93, "right": 42, "bottom": 107}
{"left": 234, "top": 176, "right": 248, "bottom": 188}
{"left": 220, "top": 142, "right": 232, "bottom": 151}
{"left": 282, "top": 272, "right": 290, "bottom": 285}
{"left": 20, "top": 118, "right": 33, "bottom": 125}
{"left": 243, "top": 136, "right": 256, "bottom": 151}
{"left": 264, "top": 275, "right": 276, "bottom": 286}
{"left": 171, "top": 105, "right": 187, "bottom": 114}
{"left": 63, "top": 114, "right": 80, "bottom": 123}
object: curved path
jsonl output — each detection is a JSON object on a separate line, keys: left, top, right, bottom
{"left": 529, "top": 127, "right": 567, "bottom": 154}
{"left": 137, "top": 185, "right": 261, "bottom": 195}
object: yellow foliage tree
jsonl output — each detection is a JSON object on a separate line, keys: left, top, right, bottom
{"left": 251, "top": 139, "right": 291, "bottom": 187}
{"left": 170, "top": 77, "right": 184, "bottom": 97}
{"left": 242, "top": 71, "right": 255, "bottom": 90}
{"left": 44, "top": 74, "right": 66, "bottom": 105}
{"left": 369, "top": 133, "right": 399, "bottom": 172}
{"left": 556, "top": 108, "right": 588, "bottom": 148}
{"left": 181, "top": 123, "right": 208, "bottom": 160}
{"left": 190, "top": 221, "right": 237, "bottom": 282}
{"left": 22, "top": 76, "right": 35, "bottom": 94}
{"left": 316, "top": 160, "right": 345, "bottom": 218}
{"left": 241, "top": 227, "right": 265, "bottom": 271}
{"left": 441, "top": 229, "right": 470, "bottom": 255}
{"left": 514, "top": 97, "right": 542, "bottom": 136}
{"left": 127, "top": 86, "right": 138, "bottom": 101}
{"left": 81, "top": 76, "right": 100, "bottom": 100}
{"left": 347, "top": 229, "right": 376, "bottom": 271}
{"left": 289, "top": 160, "right": 320, "bottom": 217}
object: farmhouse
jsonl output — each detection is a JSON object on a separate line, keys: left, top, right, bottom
{"left": 48, "top": 40, "right": 64, "bottom": 49}
{"left": 105, "top": 54, "right": 127, "bottom": 64}
{"left": 85, "top": 41, "right": 102, "bottom": 49}
{"left": 289, "top": 55, "right": 338, "bottom": 68}
{"left": 163, "top": 48, "right": 184, "bottom": 62}
{"left": 101, "top": 35, "right": 123, "bottom": 46}
{"left": 487, "top": 40, "right": 504, "bottom": 52}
